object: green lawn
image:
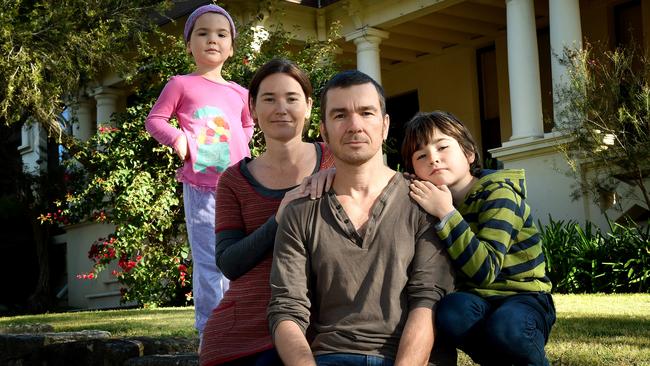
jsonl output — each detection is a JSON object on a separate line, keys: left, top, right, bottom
{"left": 2, "top": 294, "right": 649, "bottom": 365}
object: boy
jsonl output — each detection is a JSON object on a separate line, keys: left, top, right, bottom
{"left": 402, "top": 111, "right": 555, "bottom": 366}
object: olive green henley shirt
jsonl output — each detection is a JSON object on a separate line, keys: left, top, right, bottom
{"left": 268, "top": 173, "right": 455, "bottom": 363}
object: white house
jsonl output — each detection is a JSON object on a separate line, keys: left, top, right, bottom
{"left": 20, "top": 0, "right": 649, "bottom": 309}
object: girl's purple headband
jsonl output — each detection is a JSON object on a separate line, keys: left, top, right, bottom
{"left": 183, "top": 4, "right": 236, "bottom": 42}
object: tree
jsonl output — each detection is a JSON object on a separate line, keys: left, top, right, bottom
{"left": 0, "top": 0, "right": 172, "bottom": 311}
{"left": 556, "top": 42, "right": 650, "bottom": 214}
{"left": 54, "top": 11, "right": 340, "bottom": 306}
{"left": 0, "top": 0, "right": 172, "bottom": 138}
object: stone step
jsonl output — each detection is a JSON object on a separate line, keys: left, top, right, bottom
{"left": 127, "top": 337, "right": 198, "bottom": 355}
{"left": 43, "top": 338, "right": 144, "bottom": 366}
{"left": 0, "top": 329, "right": 199, "bottom": 366}
{"left": 0, "top": 330, "right": 112, "bottom": 363}
{"left": 124, "top": 353, "right": 199, "bottom": 366}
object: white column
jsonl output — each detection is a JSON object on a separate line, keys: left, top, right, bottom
{"left": 72, "top": 98, "right": 94, "bottom": 141}
{"left": 345, "top": 27, "right": 389, "bottom": 84}
{"left": 18, "top": 123, "right": 47, "bottom": 174}
{"left": 93, "top": 87, "right": 121, "bottom": 128}
{"left": 505, "top": 0, "right": 544, "bottom": 142}
{"left": 549, "top": 0, "right": 582, "bottom": 128}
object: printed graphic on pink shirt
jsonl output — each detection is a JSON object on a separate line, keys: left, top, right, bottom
{"left": 193, "top": 106, "right": 231, "bottom": 173}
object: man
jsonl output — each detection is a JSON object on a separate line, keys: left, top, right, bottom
{"left": 267, "top": 70, "right": 456, "bottom": 366}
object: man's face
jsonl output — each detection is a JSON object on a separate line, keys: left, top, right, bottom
{"left": 321, "top": 83, "right": 389, "bottom": 166}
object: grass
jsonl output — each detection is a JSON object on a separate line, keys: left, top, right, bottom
{"left": 2, "top": 294, "right": 649, "bottom": 365}
{"left": 0, "top": 306, "right": 197, "bottom": 338}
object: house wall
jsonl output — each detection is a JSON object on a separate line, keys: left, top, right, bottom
{"left": 382, "top": 46, "right": 482, "bottom": 151}
{"left": 57, "top": 222, "right": 121, "bottom": 309}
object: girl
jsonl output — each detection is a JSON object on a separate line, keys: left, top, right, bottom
{"left": 402, "top": 111, "right": 555, "bottom": 366}
{"left": 145, "top": 4, "right": 253, "bottom": 342}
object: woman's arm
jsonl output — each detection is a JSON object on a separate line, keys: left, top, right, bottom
{"left": 215, "top": 178, "right": 310, "bottom": 280}
{"left": 216, "top": 218, "right": 278, "bottom": 280}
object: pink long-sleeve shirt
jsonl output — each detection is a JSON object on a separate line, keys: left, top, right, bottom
{"left": 146, "top": 75, "right": 254, "bottom": 189}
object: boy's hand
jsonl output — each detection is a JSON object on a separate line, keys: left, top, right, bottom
{"left": 409, "top": 180, "right": 454, "bottom": 219}
{"left": 173, "top": 134, "right": 188, "bottom": 161}
{"left": 300, "top": 168, "right": 335, "bottom": 199}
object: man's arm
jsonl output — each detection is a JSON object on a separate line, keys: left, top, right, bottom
{"left": 268, "top": 201, "right": 314, "bottom": 365}
{"left": 274, "top": 320, "right": 317, "bottom": 366}
{"left": 394, "top": 307, "right": 434, "bottom": 366}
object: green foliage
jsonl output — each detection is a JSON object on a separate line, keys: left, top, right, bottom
{"left": 56, "top": 10, "right": 339, "bottom": 306}
{"left": 0, "top": 0, "right": 172, "bottom": 137}
{"left": 541, "top": 217, "right": 650, "bottom": 293}
{"left": 556, "top": 42, "right": 650, "bottom": 210}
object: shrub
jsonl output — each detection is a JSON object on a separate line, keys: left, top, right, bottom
{"left": 556, "top": 42, "right": 650, "bottom": 210}
{"left": 541, "top": 217, "right": 650, "bottom": 293}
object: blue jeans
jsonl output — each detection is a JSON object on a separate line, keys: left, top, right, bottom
{"left": 219, "top": 348, "right": 282, "bottom": 366}
{"left": 436, "top": 291, "right": 556, "bottom": 366}
{"left": 183, "top": 183, "right": 229, "bottom": 339}
{"left": 316, "top": 353, "right": 394, "bottom": 366}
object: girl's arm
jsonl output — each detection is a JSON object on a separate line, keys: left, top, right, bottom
{"left": 145, "top": 77, "right": 185, "bottom": 147}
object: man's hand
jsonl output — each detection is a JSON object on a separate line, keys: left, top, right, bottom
{"left": 274, "top": 320, "right": 317, "bottom": 366}
{"left": 173, "top": 134, "right": 188, "bottom": 160}
{"left": 409, "top": 180, "right": 454, "bottom": 219}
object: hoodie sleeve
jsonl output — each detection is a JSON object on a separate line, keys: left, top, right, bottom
{"left": 435, "top": 184, "right": 525, "bottom": 287}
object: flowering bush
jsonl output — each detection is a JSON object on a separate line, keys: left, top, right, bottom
{"left": 53, "top": 9, "right": 339, "bottom": 306}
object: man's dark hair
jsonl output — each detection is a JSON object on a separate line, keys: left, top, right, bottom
{"left": 319, "top": 70, "right": 386, "bottom": 124}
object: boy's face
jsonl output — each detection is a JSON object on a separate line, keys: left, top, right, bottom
{"left": 186, "top": 12, "right": 234, "bottom": 69}
{"left": 411, "top": 128, "right": 475, "bottom": 191}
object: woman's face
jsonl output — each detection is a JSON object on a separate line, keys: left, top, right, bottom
{"left": 252, "top": 73, "right": 312, "bottom": 142}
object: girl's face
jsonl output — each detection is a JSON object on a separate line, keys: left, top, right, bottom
{"left": 411, "top": 128, "right": 475, "bottom": 191}
{"left": 252, "top": 73, "right": 313, "bottom": 143}
{"left": 186, "top": 12, "right": 234, "bottom": 69}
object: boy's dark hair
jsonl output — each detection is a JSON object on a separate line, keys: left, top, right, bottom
{"left": 248, "top": 58, "right": 313, "bottom": 115}
{"left": 401, "top": 111, "right": 482, "bottom": 176}
{"left": 319, "top": 70, "right": 386, "bottom": 124}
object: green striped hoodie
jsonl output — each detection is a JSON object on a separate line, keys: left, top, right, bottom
{"left": 435, "top": 169, "right": 552, "bottom": 297}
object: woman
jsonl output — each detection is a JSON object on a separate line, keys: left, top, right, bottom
{"left": 200, "top": 59, "right": 334, "bottom": 366}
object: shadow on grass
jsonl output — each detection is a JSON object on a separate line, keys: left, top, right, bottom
{"left": 551, "top": 315, "right": 650, "bottom": 346}
{"left": 542, "top": 315, "right": 650, "bottom": 366}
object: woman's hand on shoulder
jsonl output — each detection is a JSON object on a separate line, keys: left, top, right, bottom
{"left": 275, "top": 186, "right": 311, "bottom": 224}
{"left": 275, "top": 168, "right": 336, "bottom": 224}
{"left": 301, "top": 168, "right": 336, "bottom": 200}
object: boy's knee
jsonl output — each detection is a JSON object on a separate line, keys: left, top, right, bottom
{"left": 436, "top": 293, "right": 488, "bottom": 340}
{"left": 485, "top": 308, "right": 547, "bottom": 363}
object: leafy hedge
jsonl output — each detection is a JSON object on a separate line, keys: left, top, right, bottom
{"left": 541, "top": 217, "right": 650, "bottom": 293}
